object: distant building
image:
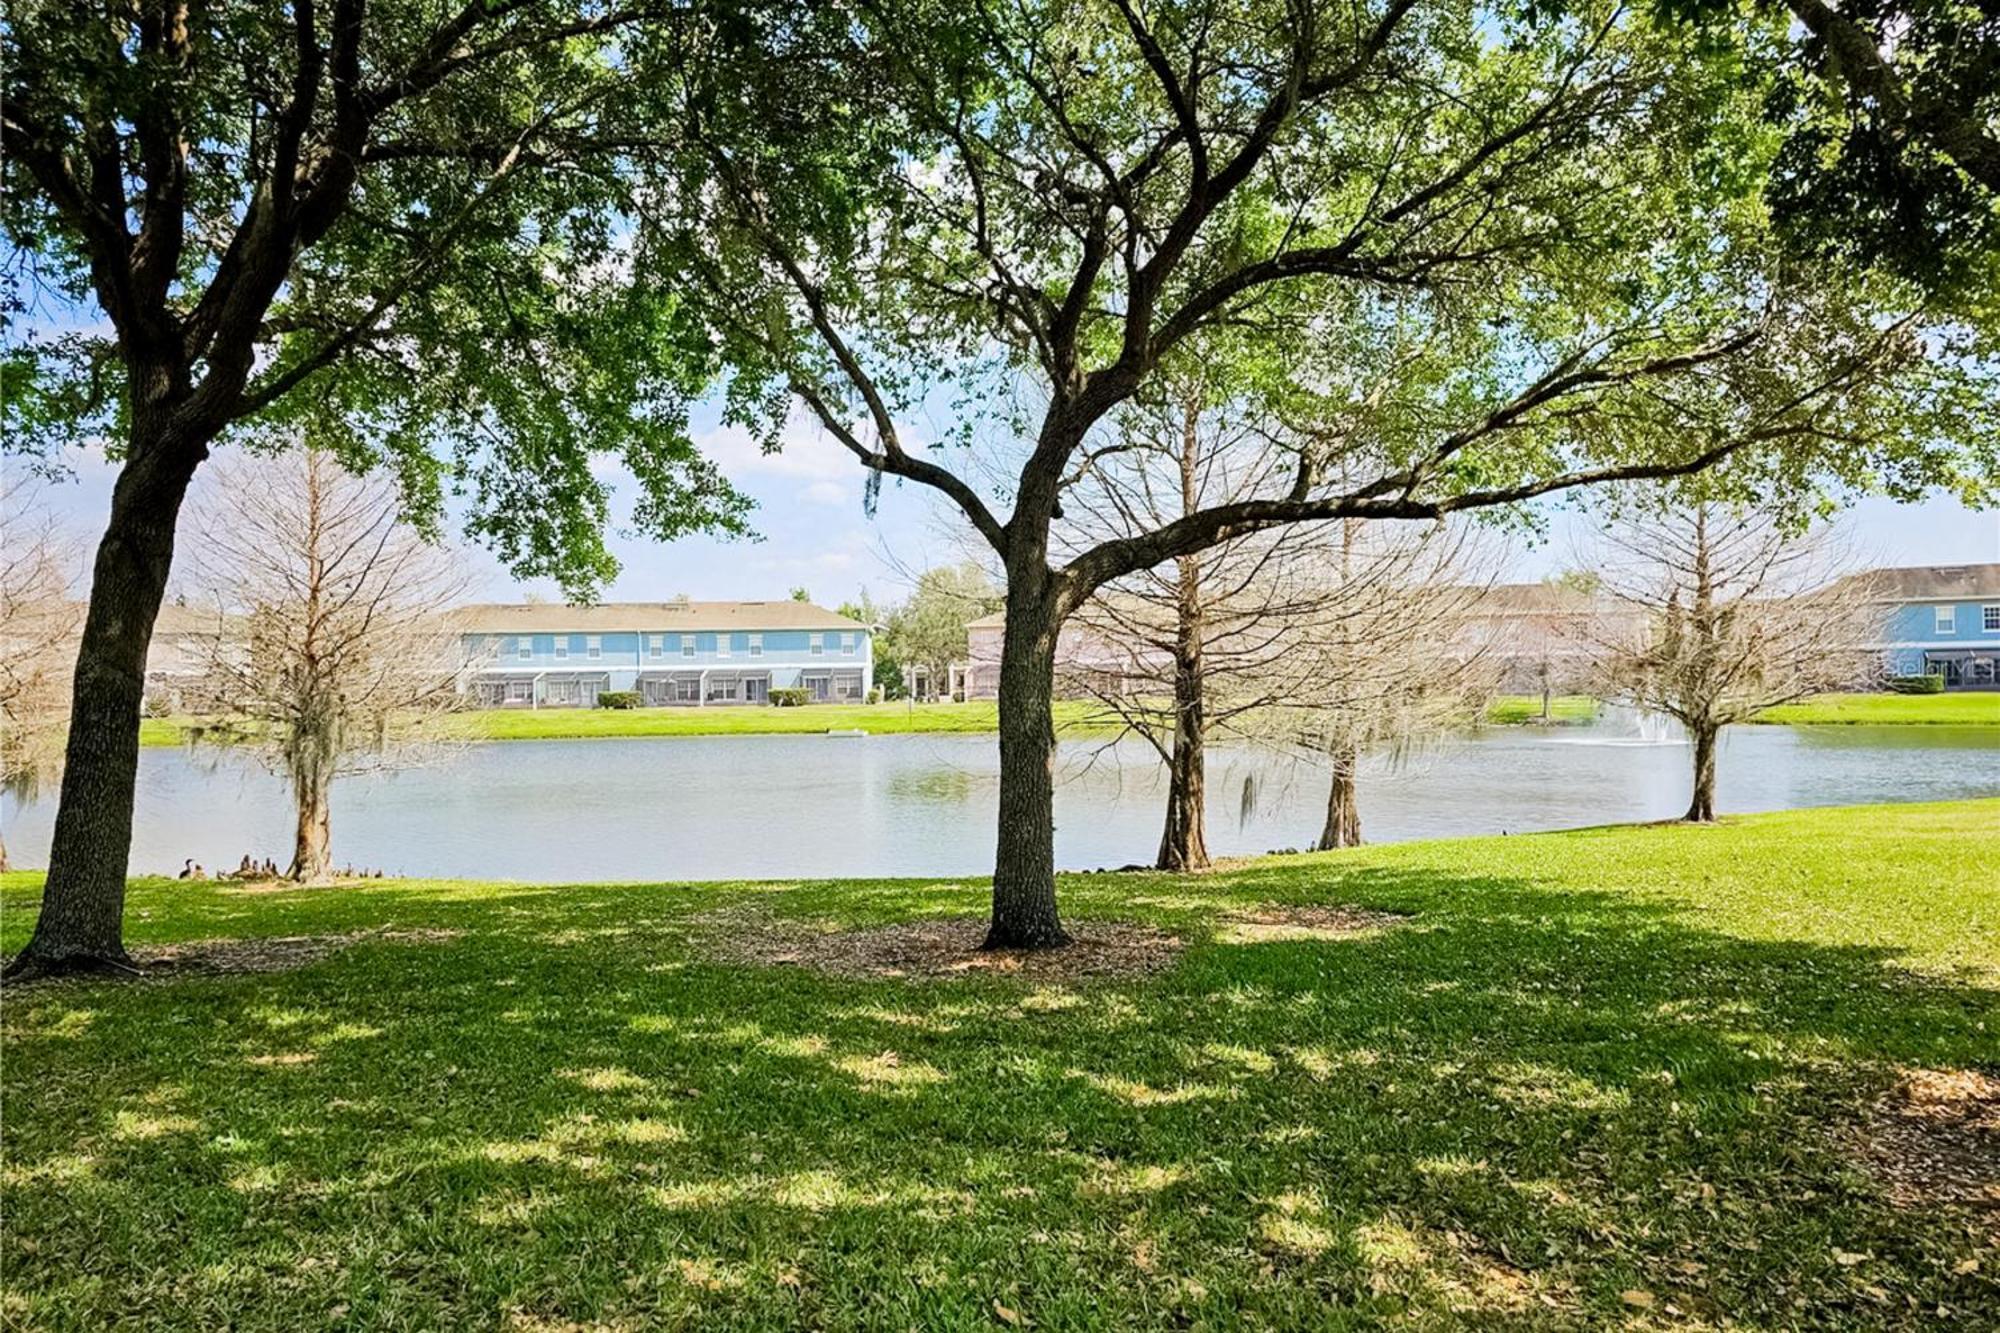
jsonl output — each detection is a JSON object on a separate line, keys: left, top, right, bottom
{"left": 458, "top": 600, "right": 873, "bottom": 707}
{"left": 142, "top": 602, "right": 242, "bottom": 713}
{"left": 950, "top": 609, "right": 1151, "bottom": 701}
{"left": 1451, "top": 582, "right": 1638, "bottom": 696}
{"left": 1841, "top": 563, "right": 2000, "bottom": 688}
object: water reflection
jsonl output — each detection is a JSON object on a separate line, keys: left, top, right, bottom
{"left": 2, "top": 724, "right": 1995, "bottom": 881}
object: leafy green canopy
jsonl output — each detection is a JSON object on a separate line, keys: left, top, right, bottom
{"left": 3, "top": 1, "right": 750, "bottom": 594}
{"left": 1650, "top": 0, "right": 2000, "bottom": 320}
{"left": 624, "top": 0, "right": 1994, "bottom": 574}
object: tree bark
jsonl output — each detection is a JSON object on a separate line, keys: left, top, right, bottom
{"left": 6, "top": 439, "right": 201, "bottom": 977}
{"left": 1156, "top": 557, "right": 1210, "bottom": 872}
{"left": 1317, "top": 746, "right": 1363, "bottom": 849}
{"left": 986, "top": 577, "right": 1068, "bottom": 950}
{"left": 289, "top": 772, "right": 334, "bottom": 883}
{"left": 1685, "top": 724, "right": 1718, "bottom": 823}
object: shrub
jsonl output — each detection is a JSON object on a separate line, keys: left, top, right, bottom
{"left": 1885, "top": 674, "right": 1946, "bottom": 695}
{"left": 596, "top": 691, "right": 643, "bottom": 709}
{"left": 866, "top": 686, "right": 884, "bottom": 704}
{"left": 769, "top": 687, "right": 812, "bottom": 707}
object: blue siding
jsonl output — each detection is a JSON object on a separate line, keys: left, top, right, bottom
{"left": 464, "top": 626, "right": 872, "bottom": 671}
{"left": 1880, "top": 597, "right": 2000, "bottom": 681}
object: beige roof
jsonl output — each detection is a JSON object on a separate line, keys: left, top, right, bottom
{"left": 458, "top": 600, "right": 868, "bottom": 634}
{"left": 966, "top": 611, "right": 1007, "bottom": 631}
{"left": 1833, "top": 563, "right": 2000, "bottom": 602}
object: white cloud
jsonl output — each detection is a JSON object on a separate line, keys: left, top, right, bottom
{"left": 693, "top": 419, "right": 852, "bottom": 483}
{"left": 800, "top": 480, "right": 850, "bottom": 507}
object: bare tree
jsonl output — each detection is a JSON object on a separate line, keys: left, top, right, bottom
{"left": 0, "top": 495, "right": 80, "bottom": 872}
{"left": 180, "top": 452, "right": 475, "bottom": 881}
{"left": 1593, "top": 502, "right": 1886, "bottom": 821}
{"left": 1061, "top": 374, "right": 1336, "bottom": 871}
{"left": 1263, "top": 523, "right": 1496, "bottom": 849}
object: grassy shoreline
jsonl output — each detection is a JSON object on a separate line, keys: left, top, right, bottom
{"left": 1751, "top": 692, "right": 2000, "bottom": 726}
{"left": 139, "top": 700, "right": 1119, "bottom": 746}
{"left": 136, "top": 689, "right": 2000, "bottom": 748}
{"left": 5, "top": 799, "right": 1997, "bottom": 1328}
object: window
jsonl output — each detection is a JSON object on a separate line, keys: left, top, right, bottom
{"left": 649, "top": 635, "right": 664, "bottom": 658}
{"left": 1985, "top": 605, "right": 2000, "bottom": 633}
{"left": 841, "top": 633, "right": 856, "bottom": 656}
{"left": 506, "top": 679, "right": 532, "bottom": 703}
{"left": 717, "top": 634, "right": 731, "bottom": 659}
{"left": 809, "top": 633, "right": 824, "bottom": 656}
{"left": 586, "top": 635, "right": 602, "bottom": 660}
{"left": 1936, "top": 605, "right": 1957, "bottom": 634}
{"left": 554, "top": 636, "right": 570, "bottom": 660}
{"left": 674, "top": 676, "right": 699, "bottom": 701}
{"left": 546, "top": 679, "right": 578, "bottom": 704}
{"left": 517, "top": 637, "right": 533, "bottom": 660}
{"left": 748, "top": 633, "right": 763, "bottom": 657}
{"left": 681, "top": 636, "right": 695, "bottom": 658}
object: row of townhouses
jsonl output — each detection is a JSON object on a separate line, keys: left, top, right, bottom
{"left": 459, "top": 602, "right": 874, "bottom": 707}
{"left": 142, "top": 599, "right": 875, "bottom": 711}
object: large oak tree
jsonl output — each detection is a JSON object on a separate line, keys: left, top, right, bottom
{"left": 631, "top": 0, "right": 1982, "bottom": 947}
{"left": 2, "top": 2, "right": 748, "bottom": 977}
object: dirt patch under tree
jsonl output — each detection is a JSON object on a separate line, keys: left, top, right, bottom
{"left": 1848, "top": 1066, "right": 2000, "bottom": 1220}
{"left": 698, "top": 911, "right": 1185, "bottom": 981}
{"left": 3, "top": 928, "right": 460, "bottom": 988}
{"left": 697, "top": 901, "right": 1407, "bottom": 981}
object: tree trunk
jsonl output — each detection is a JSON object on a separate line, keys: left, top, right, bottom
{"left": 1317, "top": 746, "right": 1363, "bottom": 849}
{"left": 5, "top": 441, "right": 201, "bottom": 978}
{"left": 1156, "top": 557, "right": 1209, "bottom": 873}
{"left": 289, "top": 771, "right": 334, "bottom": 882}
{"left": 1685, "top": 723, "right": 1718, "bottom": 822}
{"left": 986, "top": 581, "right": 1068, "bottom": 950}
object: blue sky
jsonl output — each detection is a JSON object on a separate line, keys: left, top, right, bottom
{"left": 21, "top": 417, "right": 1998, "bottom": 609}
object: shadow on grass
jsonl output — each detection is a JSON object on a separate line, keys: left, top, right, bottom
{"left": 2, "top": 858, "right": 1996, "bottom": 1330}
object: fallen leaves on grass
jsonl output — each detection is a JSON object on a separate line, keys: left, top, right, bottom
{"left": 1848, "top": 1066, "right": 2000, "bottom": 1218}
{"left": 1214, "top": 904, "right": 1410, "bottom": 944}
{"left": 696, "top": 909, "right": 1182, "bottom": 982}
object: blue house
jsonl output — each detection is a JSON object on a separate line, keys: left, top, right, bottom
{"left": 1858, "top": 564, "right": 2000, "bottom": 688}
{"left": 459, "top": 600, "right": 873, "bottom": 707}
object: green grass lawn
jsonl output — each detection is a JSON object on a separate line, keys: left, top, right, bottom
{"left": 1754, "top": 692, "right": 2000, "bottom": 726}
{"left": 5, "top": 801, "right": 1997, "bottom": 1329}
{"left": 139, "top": 700, "right": 1116, "bottom": 746}
{"left": 1482, "top": 694, "right": 1602, "bottom": 726}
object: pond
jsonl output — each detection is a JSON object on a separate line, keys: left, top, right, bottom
{"left": 4, "top": 723, "right": 1998, "bottom": 881}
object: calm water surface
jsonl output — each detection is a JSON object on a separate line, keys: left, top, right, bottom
{"left": 4, "top": 723, "right": 1997, "bottom": 880}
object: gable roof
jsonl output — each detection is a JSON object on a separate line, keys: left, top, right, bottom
{"left": 1835, "top": 563, "right": 2000, "bottom": 602}
{"left": 458, "top": 600, "right": 868, "bottom": 634}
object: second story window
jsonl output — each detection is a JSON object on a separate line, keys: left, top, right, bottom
{"left": 841, "top": 633, "right": 856, "bottom": 656}
{"left": 681, "top": 636, "right": 696, "bottom": 658}
{"left": 554, "top": 636, "right": 570, "bottom": 660}
{"left": 717, "top": 634, "right": 731, "bottom": 658}
{"left": 649, "top": 635, "right": 664, "bottom": 658}
{"left": 517, "top": 636, "right": 533, "bottom": 660}
{"left": 809, "top": 633, "right": 824, "bottom": 656}
{"left": 748, "top": 633, "right": 763, "bottom": 657}
{"left": 586, "top": 635, "right": 602, "bottom": 660}
{"left": 1985, "top": 605, "right": 2000, "bottom": 633}
{"left": 1936, "top": 605, "right": 1957, "bottom": 634}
